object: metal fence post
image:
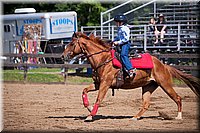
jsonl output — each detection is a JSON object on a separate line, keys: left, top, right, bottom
{"left": 112, "top": 26, "right": 114, "bottom": 41}
{"left": 177, "top": 23, "right": 181, "bottom": 51}
{"left": 144, "top": 25, "right": 147, "bottom": 52}
{"left": 93, "top": 29, "right": 96, "bottom": 36}
{"left": 108, "top": 13, "right": 111, "bottom": 40}
{"left": 81, "top": 26, "right": 83, "bottom": 33}
{"left": 154, "top": 0, "right": 157, "bottom": 18}
{"left": 100, "top": 12, "right": 103, "bottom": 39}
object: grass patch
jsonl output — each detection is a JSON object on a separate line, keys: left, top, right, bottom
{"left": 28, "top": 68, "right": 61, "bottom": 72}
{"left": 2, "top": 68, "right": 93, "bottom": 84}
{"left": 27, "top": 73, "right": 64, "bottom": 83}
{"left": 2, "top": 71, "right": 64, "bottom": 83}
{"left": 67, "top": 76, "right": 93, "bottom": 84}
{"left": 172, "top": 78, "right": 186, "bottom": 86}
{"left": 2, "top": 68, "right": 186, "bottom": 86}
{"left": 3, "top": 72, "right": 24, "bottom": 81}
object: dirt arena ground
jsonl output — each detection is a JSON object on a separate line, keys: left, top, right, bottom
{"left": 2, "top": 83, "right": 199, "bottom": 132}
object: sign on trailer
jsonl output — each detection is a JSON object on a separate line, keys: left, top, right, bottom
{"left": 3, "top": 10, "right": 77, "bottom": 54}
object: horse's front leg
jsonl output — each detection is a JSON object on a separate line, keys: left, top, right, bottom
{"left": 82, "top": 84, "right": 97, "bottom": 112}
{"left": 84, "top": 80, "right": 110, "bottom": 122}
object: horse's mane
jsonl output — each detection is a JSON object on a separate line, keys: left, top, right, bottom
{"left": 75, "top": 32, "right": 111, "bottom": 49}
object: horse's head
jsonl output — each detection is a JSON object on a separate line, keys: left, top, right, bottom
{"left": 61, "top": 32, "right": 85, "bottom": 62}
{"left": 61, "top": 32, "right": 111, "bottom": 62}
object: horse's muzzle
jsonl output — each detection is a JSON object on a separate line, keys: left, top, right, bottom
{"left": 61, "top": 53, "right": 71, "bottom": 62}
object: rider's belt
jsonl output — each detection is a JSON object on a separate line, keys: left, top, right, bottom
{"left": 121, "top": 40, "right": 131, "bottom": 45}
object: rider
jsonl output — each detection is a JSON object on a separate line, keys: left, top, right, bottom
{"left": 113, "top": 14, "right": 136, "bottom": 78}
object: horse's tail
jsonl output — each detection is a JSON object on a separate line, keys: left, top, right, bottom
{"left": 166, "top": 65, "right": 200, "bottom": 97}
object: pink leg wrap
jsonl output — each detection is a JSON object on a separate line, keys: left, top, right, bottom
{"left": 82, "top": 94, "right": 89, "bottom": 107}
{"left": 90, "top": 103, "right": 99, "bottom": 116}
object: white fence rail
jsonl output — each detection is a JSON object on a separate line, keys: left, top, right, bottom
{"left": 100, "top": 0, "right": 157, "bottom": 38}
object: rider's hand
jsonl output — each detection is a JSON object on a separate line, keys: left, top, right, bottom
{"left": 113, "top": 41, "right": 118, "bottom": 46}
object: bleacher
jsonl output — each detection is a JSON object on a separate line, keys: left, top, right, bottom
{"left": 78, "top": 1, "right": 200, "bottom": 76}
{"left": 80, "top": 1, "right": 199, "bottom": 75}
{"left": 81, "top": 1, "right": 199, "bottom": 54}
{"left": 139, "top": 2, "right": 198, "bottom": 24}
{"left": 132, "top": 1, "right": 199, "bottom": 53}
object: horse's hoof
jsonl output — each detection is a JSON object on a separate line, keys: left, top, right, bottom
{"left": 84, "top": 115, "right": 93, "bottom": 122}
{"left": 131, "top": 117, "right": 139, "bottom": 121}
{"left": 175, "top": 116, "right": 182, "bottom": 120}
{"left": 175, "top": 112, "right": 182, "bottom": 120}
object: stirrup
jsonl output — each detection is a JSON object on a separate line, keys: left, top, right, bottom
{"left": 129, "top": 68, "right": 137, "bottom": 78}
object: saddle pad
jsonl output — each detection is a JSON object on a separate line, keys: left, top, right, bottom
{"left": 111, "top": 50, "right": 153, "bottom": 69}
{"left": 110, "top": 49, "right": 122, "bottom": 68}
{"left": 130, "top": 53, "right": 154, "bottom": 69}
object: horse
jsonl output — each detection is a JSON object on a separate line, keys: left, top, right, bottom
{"left": 61, "top": 32, "right": 200, "bottom": 122}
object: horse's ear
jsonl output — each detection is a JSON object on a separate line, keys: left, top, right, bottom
{"left": 89, "top": 33, "right": 95, "bottom": 39}
{"left": 72, "top": 32, "right": 78, "bottom": 38}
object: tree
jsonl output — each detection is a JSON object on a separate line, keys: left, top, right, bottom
{"left": 3, "top": 2, "right": 114, "bottom": 28}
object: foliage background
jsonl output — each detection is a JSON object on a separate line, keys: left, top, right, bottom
{"left": 3, "top": 2, "right": 115, "bottom": 28}
{"left": 3, "top": 1, "right": 155, "bottom": 29}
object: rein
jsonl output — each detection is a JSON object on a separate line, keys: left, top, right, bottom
{"left": 71, "top": 36, "right": 116, "bottom": 96}
{"left": 95, "top": 57, "right": 113, "bottom": 70}
{"left": 75, "top": 38, "right": 114, "bottom": 71}
{"left": 86, "top": 49, "right": 111, "bottom": 58}
{"left": 76, "top": 38, "right": 112, "bottom": 58}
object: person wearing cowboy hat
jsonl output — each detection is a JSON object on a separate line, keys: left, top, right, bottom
{"left": 113, "top": 14, "right": 136, "bottom": 78}
{"left": 154, "top": 14, "right": 167, "bottom": 44}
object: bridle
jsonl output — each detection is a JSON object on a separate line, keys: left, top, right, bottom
{"left": 66, "top": 37, "right": 114, "bottom": 71}
{"left": 75, "top": 37, "right": 112, "bottom": 58}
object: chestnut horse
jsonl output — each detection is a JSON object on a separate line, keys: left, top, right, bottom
{"left": 61, "top": 32, "right": 200, "bottom": 122}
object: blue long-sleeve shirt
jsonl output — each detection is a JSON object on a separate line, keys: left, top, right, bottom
{"left": 114, "top": 25, "right": 130, "bottom": 45}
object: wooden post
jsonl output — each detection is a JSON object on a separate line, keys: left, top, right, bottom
{"left": 23, "top": 54, "right": 28, "bottom": 83}
{"left": 64, "top": 62, "right": 68, "bottom": 85}
{"left": 24, "top": 65, "right": 27, "bottom": 83}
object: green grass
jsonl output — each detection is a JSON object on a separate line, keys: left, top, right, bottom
{"left": 2, "top": 68, "right": 93, "bottom": 84}
{"left": 172, "top": 78, "right": 186, "bottom": 86}
{"left": 28, "top": 68, "right": 61, "bottom": 72}
{"left": 3, "top": 71, "right": 24, "bottom": 81}
{"left": 26, "top": 73, "right": 64, "bottom": 83}
{"left": 2, "top": 68, "right": 186, "bottom": 86}
{"left": 67, "top": 76, "right": 93, "bottom": 84}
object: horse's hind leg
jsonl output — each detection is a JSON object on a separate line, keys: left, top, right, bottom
{"left": 133, "top": 81, "right": 158, "bottom": 120}
{"left": 152, "top": 57, "right": 182, "bottom": 119}
{"left": 159, "top": 82, "right": 182, "bottom": 119}
{"left": 82, "top": 84, "right": 97, "bottom": 112}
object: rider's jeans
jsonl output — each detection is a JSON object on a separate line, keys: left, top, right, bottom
{"left": 120, "top": 43, "right": 133, "bottom": 71}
